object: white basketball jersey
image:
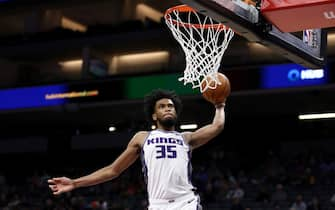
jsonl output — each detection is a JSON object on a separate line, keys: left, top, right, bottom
{"left": 141, "top": 129, "right": 195, "bottom": 201}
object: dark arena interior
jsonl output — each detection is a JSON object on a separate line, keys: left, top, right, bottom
{"left": 0, "top": 0, "right": 335, "bottom": 209}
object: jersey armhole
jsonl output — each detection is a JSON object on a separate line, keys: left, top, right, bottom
{"left": 140, "top": 131, "right": 151, "bottom": 149}
{"left": 181, "top": 132, "right": 193, "bottom": 151}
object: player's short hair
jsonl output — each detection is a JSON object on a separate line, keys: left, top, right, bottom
{"left": 144, "top": 89, "right": 182, "bottom": 123}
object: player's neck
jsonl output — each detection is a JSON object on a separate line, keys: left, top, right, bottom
{"left": 156, "top": 124, "right": 175, "bottom": 131}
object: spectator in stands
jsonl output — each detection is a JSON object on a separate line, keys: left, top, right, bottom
{"left": 304, "top": 167, "right": 316, "bottom": 186}
{"left": 193, "top": 165, "right": 209, "bottom": 198}
{"left": 271, "top": 184, "right": 288, "bottom": 205}
{"left": 291, "top": 157, "right": 306, "bottom": 186}
{"left": 230, "top": 197, "right": 244, "bottom": 210}
{"left": 226, "top": 169, "right": 237, "bottom": 184}
{"left": 291, "top": 194, "right": 307, "bottom": 210}
{"left": 255, "top": 184, "right": 270, "bottom": 203}
{"left": 226, "top": 182, "right": 244, "bottom": 201}
{"left": 237, "top": 170, "right": 249, "bottom": 184}
{"left": 329, "top": 193, "right": 335, "bottom": 210}
{"left": 0, "top": 173, "right": 5, "bottom": 186}
{"left": 212, "top": 175, "right": 229, "bottom": 202}
{"left": 319, "top": 157, "right": 331, "bottom": 184}
{"left": 274, "top": 204, "right": 284, "bottom": 210}
{"left": 307, "top": 196, "right": 321, "bottom": 210}
{"left": 0, "top": 192, "right": 7, "bottom": 208}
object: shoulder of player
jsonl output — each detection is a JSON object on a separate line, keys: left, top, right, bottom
{"left": 129, "top": 131, "right": 149, "bottom": 146}
{"left": 134, "top": 131, "right": 149, "bottom": 138}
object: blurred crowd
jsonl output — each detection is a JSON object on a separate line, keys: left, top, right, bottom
{"left": 1, "top": 144, "right": 335, "bottom": 210}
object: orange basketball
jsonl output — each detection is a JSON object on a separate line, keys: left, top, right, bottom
{"left": 201, "top": 73, "right": 231, "bottom": 104}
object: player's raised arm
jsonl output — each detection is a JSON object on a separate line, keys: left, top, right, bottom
{"left": 48, "top": 131, "right": 148, "bottom": 195}
{"left": 183, "top": 103, "right": 225, "bottom": 149}
{"left": 183, "top": 73, "right": 230, "bottom": 149}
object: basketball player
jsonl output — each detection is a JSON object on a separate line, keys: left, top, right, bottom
{"left": 48, "top": 89, "right": 226, "bottom": 210}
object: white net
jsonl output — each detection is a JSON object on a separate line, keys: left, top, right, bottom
{"left": 165, "top": 5, "right": 234, "bottom": 92}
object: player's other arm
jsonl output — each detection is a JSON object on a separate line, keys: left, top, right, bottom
{"left": 48, "top": 131, "right": 147, "bottom": 195}
{"left": 183, "top": 103, "right": 225, "bottom": 149}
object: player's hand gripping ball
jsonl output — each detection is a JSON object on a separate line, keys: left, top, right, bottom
{"left": 201, "top": 72, "right": 231, "bottom": 105}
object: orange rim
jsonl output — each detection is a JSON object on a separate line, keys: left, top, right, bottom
{"left": 164, "top": 4, "right": 230, "bottom": 30}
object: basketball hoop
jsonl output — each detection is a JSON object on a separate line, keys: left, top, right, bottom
{"left": 164, "top": 4, "right": 234, "bottom": 92}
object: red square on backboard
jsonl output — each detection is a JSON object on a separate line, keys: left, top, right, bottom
{"left": 261, "top": 0, "right": 335, "bottom": 32}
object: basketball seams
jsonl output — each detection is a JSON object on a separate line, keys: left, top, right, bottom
{"left": 201, "top": 73, "right": 230, "bottom": 104}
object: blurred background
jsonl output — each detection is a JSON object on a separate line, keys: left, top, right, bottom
{"left": 0, "top": 0, "right": 335, "bottom": 209}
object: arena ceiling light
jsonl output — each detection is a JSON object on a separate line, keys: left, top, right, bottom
{"left": 298, "top": 113, "right": 335, "bottom": 120}
{"left": 180, "top": 124, "right": 198, "bottom": 130}
{"left": 110, "top": 51, "right": 169, "bottom": 74}
{"left": 108, "top": 126, "right": 116, "bottom": 132}
{"left": 136, "top": 3, "right": 163, "bottom": 23}
{"left": 58, "top": 59, "right": 82, "bottom": 72}
{"left": 61, "top": 16, "right": 87, "bottom": 32}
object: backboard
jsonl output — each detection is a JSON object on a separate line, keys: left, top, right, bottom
{"left": 180, "top": 0, "right": 328, "bottom": 68}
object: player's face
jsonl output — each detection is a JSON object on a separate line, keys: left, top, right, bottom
{"left": 153, "top": 98, "right": 177, "bottom": 128}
